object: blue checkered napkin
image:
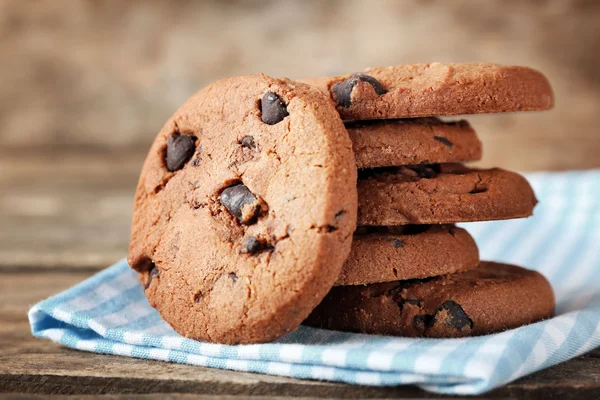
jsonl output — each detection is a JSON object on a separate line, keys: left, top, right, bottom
{"left": 29, "top": 170, "right": 600, "bottom": 395}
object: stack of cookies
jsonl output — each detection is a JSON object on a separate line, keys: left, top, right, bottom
{"left": 303, "top": 64, "right": 555, "bottom": 337}
{"left": 128, "top": 63, "right": 556, "bottom": 344}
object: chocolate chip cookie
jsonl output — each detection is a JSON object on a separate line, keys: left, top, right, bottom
{"left": 128, "top": 74, "right": 358, "bottom": 344}
{"left": 304, "top": 63, "right": 554, "bottom": 120}
{"left": 305, "top": 262, "right": 555, "bottom": 337}
{"left": 357, "top": 163, "right": 537, "bottom": 226}
{"left": 348, "top": 117, "right": 482, "bottom": 169}
{"left": 338, "top": 225, "right": 479, "bottom": 285}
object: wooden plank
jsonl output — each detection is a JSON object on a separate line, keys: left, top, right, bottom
{"left": 0, "top": 319, "right": 429, "bottom": 398}
{"left": 0, "top": 150, "right": 141, "bottom": 270}
{"left": 1, "top": 270, "right": 599, "bottom": 399}
{"left": 0, "top": 271, "right": 93, "bottom": 314}
{"left": 0, "top": 395, "right": 350, "bottom": 400}
{"left": 2, "top": 317, "right": 600, "bottom": 399}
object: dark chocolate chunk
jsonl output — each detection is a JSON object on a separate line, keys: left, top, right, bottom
{"left": 392, "top": 239, "right": 405, "bottom": 248}
{"left": 413, "top": 314, "right": 435, "bottom": 330}
{"left": 145, "top": 266, "right": 159, "bottom": 289}
{"left": 220, "top": 184, "right": 261, "bottom": 224}
{"left": 228, "top": 273, "right": 238, "bottom": 283}
{"left": 166, "top": 134, "right": 197, "bottom": 172}
{"left": 332, "top": 73, "right": 387, "bottom": 107}
{"left": 240, "top": 236, "right": 274, "bottom": 255}
{"left": 240, "top": 136, "right": 256, "bottom": 149}
{"left": 438, "top": 300, "right": 473, "bottom": 332}
{"left": 433, "top": 136, "right": 454, "bottom": 147}
{"left": 240, "top": 236, "right": 261, "bottom": 254}
{"left": 194, "top": 292, "right": 202, "bottom": 303}
{"left": 261, "top": 92, "right": 289, "bottom": 125}
{"left": 133, "top": 256, "right": 155, "bottom": 273}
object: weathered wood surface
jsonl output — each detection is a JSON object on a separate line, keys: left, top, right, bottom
{"left": 1, "top": 270, "right": 599, "bottom": 399}
{"left": 0, "top": 150, "right": 139, "bottom": 270}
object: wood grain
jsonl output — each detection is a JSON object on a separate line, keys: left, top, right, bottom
{"left": 1, "top": 270, "right": 599, "bottom": 399}
{"left": 0, "top": 150, "right": 139, "bottom": 270}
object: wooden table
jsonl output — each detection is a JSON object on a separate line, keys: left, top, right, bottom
{"left": 1, "top": 150, "right": 599, "bottom": 399}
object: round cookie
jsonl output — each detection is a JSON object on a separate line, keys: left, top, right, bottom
{"left": 348, "top": 117, "right": 482, "bottom": 169}
{"left": 337, "top": 225, "right": 479, "bottom": 285}
{"left": 303, "top": 63, "right": 554, "bottom": 120}
{"left": 128, "top": 74, "right": 358, "bottom": 344}
{"left": 357, "top": 163, "right": 537, "bottom": 226}
{"left": 305, "top": 262, "right": 555, "bottom": 337}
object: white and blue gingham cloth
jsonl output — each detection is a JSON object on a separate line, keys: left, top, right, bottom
{"left": 29, "top": 170, "right": 600, "bottom": 395}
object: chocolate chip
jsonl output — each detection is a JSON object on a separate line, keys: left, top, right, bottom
{"left": 240, "top": 136, "right": 256, "bottom": 149}
{"left": 438, "top": 300, "right": 473, "bottom": 332}
{"left": 434, "top": 136, "right": 454, "bottom": 147}
{"left": 261, "top": 92, "right": 289, "bottom": 125}
{"left": 392, "top": 239, "right": 405, "bottom": 248}
{"left": 413, "top": 314, "right": 435, "bottom": 330}
{"left": 133, "top": 256, "right": 154, "bottom": 273}
{"left": 220, "top": 184, "right": 261, "bottom": 224}
{"left": 166, "top": 134, "right": 197, "bottom": 172}
{"left": 332, "top": 73, "right": 387, "bottom": 107}
{"left": 240, "top": 236, "right": 261, "bottom": 254}
{"left": 240, "top": 236, "right": 274, "bottom": 255}
{"left": 194, "top": 292, "right": 202, "bottom": 303}
{"left": 228, "top": 273, "right": 238, "bottom": 282}
{"left": 145, "top": 266, "right": 159, "bottom": 289}
{"left": 325, "top": 225, "right": 338, "bottom": 232}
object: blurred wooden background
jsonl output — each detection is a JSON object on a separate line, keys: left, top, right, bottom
{"left": 1, "top": 0, "right": 600, "bottom": 269}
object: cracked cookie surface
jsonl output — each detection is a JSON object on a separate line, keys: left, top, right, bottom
{"left": 128, "top": 74, "right": 357, "bottom": 344}
{"left": 357, "top": 163, "right": 537, "bottom": 226}
{"left": 303, "top": 63, "right": 554, "bottom": 120}
{"left": 338, "top": 225, "right": 479, "bottom": 285}
{"left": 305, "top": 262, "right": 555, "bottom": 337}
{"left": 347, "top": 117, "right": 482, "bottom": 168}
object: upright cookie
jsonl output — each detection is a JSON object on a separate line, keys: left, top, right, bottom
{"left": 306, "top": 262, "right": 555, "bottom": 337}
{"left": 303, "top": 63, "right": 554, "bottom": 120}
{"left": 348, "top": 118, "right": 482, "bottom": 169}
{"left": 128, "top": 74, "right": 358, "bottom": 344}
{"left": 357, "top": 163, "right": 537, "bottom": 226}
{"left": 338, "top": 225, "right": 479, "bottom": 285}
